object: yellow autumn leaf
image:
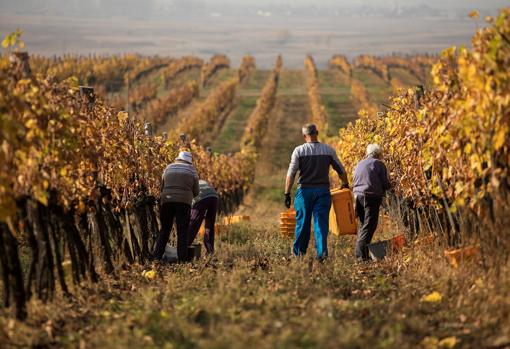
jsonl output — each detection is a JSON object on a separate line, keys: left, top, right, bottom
{"left": 25, "top": 119, "right": 38, "bottom": 129}
{"left": 439, "top": 336, "right": 458, "bottom": 348}
{"left": 35, "top": 190, "right": 48, "bottom": 206}
{"left": 493, "top": 125, "right": 507, "bottom": 150}
{"left": 421, "top": 336, "right": 439, "bottom": 349}
{"left": 421, "top": 291, "right": 442, "bottom": 303}
{"left": 142, "top": 269, "right": 157, "bottom": 280}
{"left": 117, "top": 111, "right": 129, "bottom": 123}
{"left": 469, "top": 10, "right": 479, "bottom": 19}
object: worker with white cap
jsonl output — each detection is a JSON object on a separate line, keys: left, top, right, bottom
{"left": 152, "top": 150, "right": 199, "bottom": 262}
{"left": 352, "top": 144, "right": 391, "bottom": 261}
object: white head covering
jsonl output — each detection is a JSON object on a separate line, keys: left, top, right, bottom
{"left": 175, "top": 151, "right": 193, "bottom": 164}
{"left": 366, "top": 144, "right": 382, "bottom": 157}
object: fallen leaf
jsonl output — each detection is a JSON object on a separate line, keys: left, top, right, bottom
{"left": 439, "top": 336, "right": 458, "bottom": 348}
{"left": 142, "top": 269, "right": 157, "bottom": 280}
{"left": 421, "top": 291, "right": 442, "bottom": 303}
{"left": 421, "top": 336, "right": 439, "bottom": 349}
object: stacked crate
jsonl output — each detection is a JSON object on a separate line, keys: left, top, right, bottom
{"left": 280, "top": 209, "right": 296, "bottom": 238}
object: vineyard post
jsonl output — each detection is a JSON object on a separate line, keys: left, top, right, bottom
{"left": 126, "top": 76, "right": 130, "bottom": 115}
{"left": 144, "top": 122, "right": 153, "bottom": 136}
{"left": 9, "top": 51, "right": 32, "bottom": 78}
{"left": 79, "top": 86, "right": 95, "bottom": 112}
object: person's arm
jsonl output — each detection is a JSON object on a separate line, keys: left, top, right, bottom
{"left": 285, "top": 148, "right": 299, "bottom": 194}
{"left": 285, "top": 175, "right": 295, "bottom": 195}
{"left": 330, "top": 150, "right": 349, "bottom": 187}
{"left": 192, "top": 176, "right": 200, "bottom": 198}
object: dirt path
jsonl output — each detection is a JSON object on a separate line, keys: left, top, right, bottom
{"left": 238, "top": 69, "right": 310, "bottom": 218}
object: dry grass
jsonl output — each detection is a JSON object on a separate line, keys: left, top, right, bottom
{"left": 1, "top": 221, "right": 509, "bottom": 349}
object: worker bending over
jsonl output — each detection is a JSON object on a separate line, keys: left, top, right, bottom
{"left": 188, "top": 180, "right": 219, "bottom": 254}
{"left": 153, "top": 151, "right": 199, "bottom": 262}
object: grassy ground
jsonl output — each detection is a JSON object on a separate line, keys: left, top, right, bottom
{"left": 352, "top": 68, "right": 392, "bottom": 109}
{"left": 238, "top": 69, "right": 311, "bottom": 217}
{"left": 2, "top": 221, "right": 509, "bottom": 349}
{"left": 317, "top": 69, "right": 358, "bottom": 135}
{"left": 389, "top": 67, "right": 421, "bottom": 87}
{"left": 212, "top": 70, "right": 271, "bottom": 154}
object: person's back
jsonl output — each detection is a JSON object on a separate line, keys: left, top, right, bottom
{"left": 352, "top": 144, "right": 391, "bottom": 261}
{"left": 192, "top": 180, "right": 219, "bottom": 206}
{"left": 161, "top": 162, "right": 199, "bottom": 205}
{"left": 189, "top": 180, "right": 219, "bottom": 254}
{"left": 353, "top": 157, "right": 390, "bottom": 198}
{"left": 288, "top": 142, "right": 345, "bottom": 189}
{"left": 285, "top": 123, "right": 349, "bottom": 261}
{"left": 153, "top": 151, "right": 199, "bottom": 262}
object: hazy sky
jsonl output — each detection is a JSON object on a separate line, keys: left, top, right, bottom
{"left": 214, "top": 0, "right": 507, "bottom": 7}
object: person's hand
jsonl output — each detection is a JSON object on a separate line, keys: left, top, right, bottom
{"left": 340, "top": 182, "right": 350, "bottom": 190}
{"left": 284, "top": 193, "right": 291, "bottom": 208}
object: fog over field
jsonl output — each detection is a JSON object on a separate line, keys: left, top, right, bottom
{"left": 0, "top": 0, "right": 507, "bottom": 67}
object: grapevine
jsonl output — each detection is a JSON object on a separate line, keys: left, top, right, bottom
{"left": 0, "top": 52, "right": 253, "bottom": 319}
{"left": 304, "top": 55, "right": 328, "bottom": 133}
{"left": 241, "top": 55, "right": 282, "bottom": 150}
{"left": 174, "top": 76, "right": 238, "bottom": 143}
{"left": 335, "top": 8, "right": 510, "bottom": 253}
{"left": 238, "top": 55, "right": 256, "bottom": 84}
{"left": 201, "top": 54, "right": 230, "bottom": 87}
{"left": 163, "top": 56, "right": 203, "bottom": 87}
{"left": 329, "top": 54, "right": 351, "bottom": 77}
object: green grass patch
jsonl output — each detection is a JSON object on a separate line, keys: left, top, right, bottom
{"left": 389, "top": 67, "right": 420, "bottom": 87}
{"left": 212, "top": 96, "right": 257, "bottom": 154}
{"left": 352, "top": 68, "right": 392, "bottom": 107}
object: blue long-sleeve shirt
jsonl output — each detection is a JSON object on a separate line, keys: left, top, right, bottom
{"left": 352, "top": 156, "right": 390, "bottom": 197}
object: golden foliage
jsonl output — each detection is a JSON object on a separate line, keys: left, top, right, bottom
{"left": 335, "top": 8, "right": 510, "bottom": 215}
{"left": 241, "top": 55, "right": 282, "bottom": 150}
{"left": 304, "top": 55, "right": 328, "bottom": 133}
{"left": 201, "top": 54, "right": 230, "bottom": 87}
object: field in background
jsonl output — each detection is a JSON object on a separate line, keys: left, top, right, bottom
{"left": 0, "top": 13, "right": 480, "bottom": 68}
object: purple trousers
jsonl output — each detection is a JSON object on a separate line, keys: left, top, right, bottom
{"left": 188, "top": 196, "right": 218, "bottom": 254}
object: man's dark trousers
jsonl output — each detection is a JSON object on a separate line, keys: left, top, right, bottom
{"left": 188, "top": 197, "right": 218, "bottom": 254}
{"left": 153, "top": 202, "right": 191, "bottom": 262}
{"left": 355, "top": 195, "right": 383, "bottom": 261}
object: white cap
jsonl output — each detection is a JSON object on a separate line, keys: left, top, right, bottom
{"left": 176, "top": 151, "right": 193, "bottom": 164}
{"left": 366, "top": 144, "right": 382, "bottom": 157}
